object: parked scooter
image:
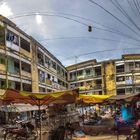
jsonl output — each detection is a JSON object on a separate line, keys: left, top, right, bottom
{"left": 2, "top": 120, "right": 38, "bottom": 140}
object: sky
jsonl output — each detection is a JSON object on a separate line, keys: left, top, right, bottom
{"left": 0, "top": 0, "right": 140, "bottom": 66}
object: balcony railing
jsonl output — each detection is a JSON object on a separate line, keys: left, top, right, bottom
{"left": 21, "top": 70, "right": 31, "bottom": 78}
{"left": 79, "top": 84, "right": 102, "bottom": 91}
{"left": 116, "top": 69, "right": 124, "bottom": 73}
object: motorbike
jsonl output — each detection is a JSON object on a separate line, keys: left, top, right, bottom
{"left": 2, "top": 120, "right": 38, "bottom": 140}
{"left": 126, "top": 120, "right": 140, "bottom": 140}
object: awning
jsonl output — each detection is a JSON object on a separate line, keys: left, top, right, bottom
{"left": 107, "top": 93, "right": 140, "bottom": 103}
{"left": 0, "top": 88, "right": 78, "bottom": 105}
{"left": 77, "top": 94, "right": 111, "bottom": 104}
{"left": 0, "top": 103, "right": 46, "bottom": 112}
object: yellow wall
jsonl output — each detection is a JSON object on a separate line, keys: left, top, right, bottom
{"left": 20, "top": 48, "right": 32, "bottom": 59}
{"left": 102, "top": 61, "right": 116, "bottom": 95}
{"left": 0, "top": 64, "right": 6, "bottom": 73}
{"left": 31, "top": 44, "right": 39, "bottom": 92}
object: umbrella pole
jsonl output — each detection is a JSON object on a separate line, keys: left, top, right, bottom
{"left": 38, "top": 100, "right": 41, "bottom": 140}
{"left": 82, "top": 100, "right": 84, "bottom": 123}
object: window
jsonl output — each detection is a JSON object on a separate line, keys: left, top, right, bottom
{"left": 129, "top": 62, "right": 134, "bottom": 71}
{"left": 6, "top": 30, "right": 19, "bottom": 46}
{"left": 39, "top": 87, "right": 46, "bottom": 92}
{"left": 20, "top": 37, "right": 30, "bottom": 52}
{"left": 95, "top": 67, "right": 101, "bottom": 76}
{"left": 136, "top": 87, "right": 140, "bottom": 93}
{"left": 96, "top": 79, "right": 102, "bottom": 85}
{"left": 0, "top": 55, "right": 5, "bottom": 65}
{"left": 52, "top": 61, "right": 56, "bottom": 70}
{"left": 125, "top": 76, "right": 133, "bottom": 84}
{"left": 0, "top": 79, "right": 6, "bottom": 89}
{"left": 37, "top": 50, "right": 44, "bottom": 66}
{"left": 65, "top": 72, "right": 68, "bottom": 80}
{"left": 38, "top": 69, "right": 45, "bottom": 83}
{"left": 47, "top": 89, "right": 52, "bottom": 93}
{"left": 70, "top": 72, "right": 76, "bottom": 80}
{"left": 58, "top": 79, "right": 63, "bottom": 86}
{"left": 21, "top": 61, "right": 31, "bottom": 73}
{"left": 116, "top": 65, "right": 124, "bottom": 73}
{"left": 57, "top": 65, "right": 61, "bottom": 74}
{"left": 14, "top": 61, "right": 20, "bottom": 73}
{"left": 61, "top": 69, "right": 65, "bottom": 77}
{"left": 135, "top": 62, "right": 140, "bottom": 68}
{"left": 7, "top": 57, "right": 20, "bottom": 74}
{"left": 99, "top": 91, "right": 102, "bottom": 95}
{"left": 79, "top": 82, "right": 84, "bottom": 86}
{"left": 126, "top": 88, "right": 133, "bottom": 94}
{"left": 116, "top": 76, "right": 125, "bottom": 82}
{"left": 8, "top": 81, "right": 20, "bottom": 90}
{"left": 45, "top": 56, "right": 51, "bottom": 67}
{"left": 23, "top": 83, "right": 32, "bottom": 92}
{"left": 47, "top": 74, "right": 51, "bottom": 80}
{"left": 117, "top": 89, "right": 125, "bottom": 95}
{"left": 77, "top": 70, "right": 83, "bottom": 76}
{"left": 85, "top": 69, "right": 91, "bottom": 76}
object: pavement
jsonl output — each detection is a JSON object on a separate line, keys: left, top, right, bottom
{"left": 0, "top": 116, "right": 129, "bottom": 140}
{"left": 72, "top": 135, "right": 126, "bottom": 140}
{"left": 0, "top": 128, "right": 127, "bottom": 140}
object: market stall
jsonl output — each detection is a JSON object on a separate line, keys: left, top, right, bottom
{"left": 0, "top": 88, "right": 79, "bottom": 140}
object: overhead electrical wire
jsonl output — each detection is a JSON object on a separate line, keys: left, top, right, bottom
{"left": 136, "top": 0, "right": 140, "bottom": 12}
{"left": 9, "top": 11, "right": 127, "bottom": 35}
{"left": 127, "top": 0, "right": 138, "bottom": 16}
{"left": 9, "top": 12, "right": 140, "bottom": 43}
{"left": 114, "top": 0, "right": 140, "bottom": 32}
{"left": 133, "top": 0, "right": 140, "bottom": 16}
{"left": 61, "top": 47, "right": 140, "bottom": 61}
{"left": 138, "top": 0, "right": 140, "bottom": 8}
{"left": 40, "top": 36, "right": 140, "bottom": 48}
{"left": 88, "top": 0, "right": 140, "bottom": 37}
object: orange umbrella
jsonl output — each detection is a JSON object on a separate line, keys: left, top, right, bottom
{"left": 0, "top": 88, "right": 78, "bottom": 105}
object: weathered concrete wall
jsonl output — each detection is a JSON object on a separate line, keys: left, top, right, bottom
{"left": 102, "top": 61, "right": 116, "bottom": 95}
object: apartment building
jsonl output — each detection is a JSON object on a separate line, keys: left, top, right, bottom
{"left": 0, "top": 15, "right": 68, "bottom": 93}
{"left": 67, "top": 59, "right": 103, "bottom": 95}
{"left": 0, "top": 15, "right": 140, "bottom": 95}
{"left": 115, "top": 54, "right": 140, "bottom": 95}
{"left": 67, "top": 54, "right": 140, "bottom": 95}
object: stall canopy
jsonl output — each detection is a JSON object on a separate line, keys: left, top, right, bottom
{"left": 77, "top": 94, "right": 111, "bottom": 104}
{"left": 0, "top": 88, "right": 79, "bottom": 106}
{"left": 0, "top": 88, "right": 79, "bottom": 140}
{"left": 106, "top": 93, "right": 140, "bottom": 103}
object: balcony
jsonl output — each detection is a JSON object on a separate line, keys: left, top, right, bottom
{"left": 93, "top": 73, "right": 102, "bottom": 78}
{"left": 0, "top": 64, "right": 6, "bottom": 73}
{"left": 46, "top": 79, "right": 52, "bottom": 85}
{"left": 21, "top": 70, "right": 31, "bottom": 78}
{"left": 116, "top": 81, "right": 125, "bottom": 85}
{"left": 94, "top": 84, "right": 102, "bottom": 90}
{"left": 79, "top": 84, "right": 102, "bottom": 91}
{"left": 116, "top": 68, "right": 125, "bottom": 74}
{"left": 8, "top": 68, "right": 20, "bottom": 76}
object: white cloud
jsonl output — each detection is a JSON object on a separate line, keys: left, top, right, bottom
{"left": 35, "top": 13, "right": 42, "bottom": 24}
{"left": 0, "top": 2, "right": 13, "bottom": 17}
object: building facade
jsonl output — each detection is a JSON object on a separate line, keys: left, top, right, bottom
{"left": 67, "top": 54, "right": 140, "bottom": 95}
{"left": 0, "top": 15, "right": 68, "bottom": 93}
{"left": 0, "top": 15, "right": 140, "bottom": 95}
